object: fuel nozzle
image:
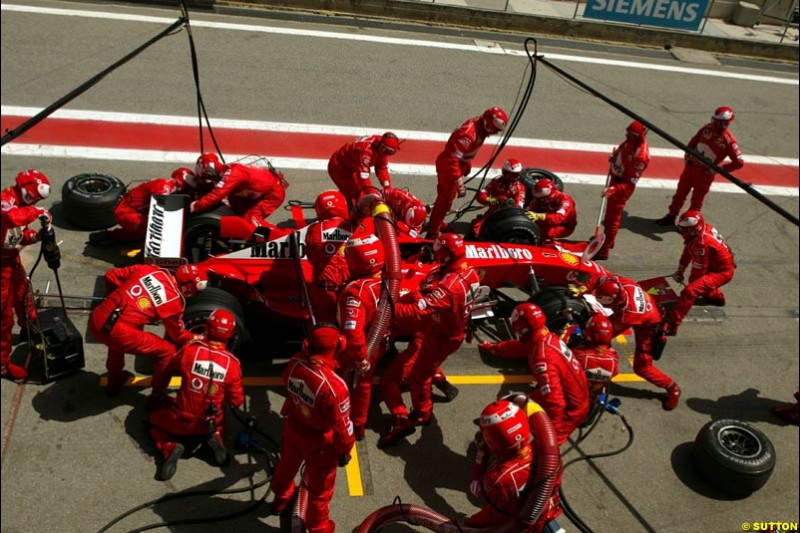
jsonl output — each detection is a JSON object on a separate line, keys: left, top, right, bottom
{"left": 39, "top": 215, "right": 61, "bottom": 270}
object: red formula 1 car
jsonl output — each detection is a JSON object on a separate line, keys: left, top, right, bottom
{"left": 179, "top": 202, "right": 610, "bottom": 354}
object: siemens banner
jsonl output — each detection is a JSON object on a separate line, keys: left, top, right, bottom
{"left": 583, "top": 0, "right": 710, "bottom": 31}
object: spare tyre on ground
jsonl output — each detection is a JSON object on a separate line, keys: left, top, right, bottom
{"left": 62, "top": 173, "right": 125, "bottom": 230}
{"left": 692, "top": 419, "right": 776, "bottom": 496}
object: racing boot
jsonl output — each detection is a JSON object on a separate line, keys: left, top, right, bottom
{"left": 654, "top": 213, "right": 676, "bottom": 226}
{"left": 158, "top": 442, "right": 184, "bottom": 481}
{"left": 1, "top": 362, "right": 28, "bottom": 381}
{"left": 105, "top": 370, "right": 134, "bottom": 398}
{"left": 88, "top": 229, "right": 115, "bottom": 246}
{"left": 377, "top": 415, "right": 416, "bottom": 448}
{"left": 269, "top": 485, "right": 297, "bottom": 516}
{"left": 662, "top": 382, "right": 681, "bottom": 411}
{"left": 207, "top": 432, "right": 230, "bottom": 466}
{"left": 432, "top": 370, "right": 459, "bottom": 402}
{"left": 410, "top": 409, "right": 432, "bottom": 427}
{"left": 772, "top": 404, "right": 800, "bottom": 426}
{"left": 146, "top": 393, "right": 173, "bottom": 412}
{"left": 354, "top": 425, "right": 366, "bottom": 442}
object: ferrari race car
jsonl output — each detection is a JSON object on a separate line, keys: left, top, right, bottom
{"left": 175, "top": 200, "right": 609, "bottom": 355}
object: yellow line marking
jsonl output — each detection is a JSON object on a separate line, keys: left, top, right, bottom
{"left": 345, "top": 445, "right": 364, "bottom": 497}
{"left": 101, "top": 373, "right": 643, "bottom": 387}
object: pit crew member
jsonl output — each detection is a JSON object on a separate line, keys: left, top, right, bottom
{"left": 305, "top": 190, "right": 353, "bottom": 323}
{"left": 525, "top": 179, "right": 577, "bottom": 241}
{"left": 269, "top": 324, "right": 355, "bottom": 531}
{"left": 478, "top": 303, "right": 590, "bottom": 445}
{"left": 466, "top": 399, "right": 563, "bottom": 532}
{"left": 593, "top": 275, "right": 681, "bottom": 410}
{"left": 378, "top": 233, "right": 480, "bottom": 447}
{"left": 571, "top": 313, "right": 620, "bottom": 396}
{"left": 1, "top": 170, "right": 51, "bottom": 380}
{"left": 656, "top": 106, "right": 744, "bottom": 226}
{"left": 427, "top": 107, "right": 508, "bottom": 239}
{"left": 663, "top": 210, "right": 735, "bottom": 335}
{"left": 595, "top": 121, "right": 650, "bottom": 260}
{"left": 471, "top": 158, "right": 526, "bottom": 237}
{"left": 89, "top": 264, "right": 200, "bottom": 403}
{"left": 191, "top": 152, "right": 288, "bottom": 227}
{"left": 148, "top": 309, "right": 245, "bottom": 481}
{"left": 337, "top": 233, "right": 385, "bottom": 440}
{"left": 327, "top": 132, "right": 400, "bottom": 203}
{"left": 382, "top": 187, "right": 428, "bottom": 237}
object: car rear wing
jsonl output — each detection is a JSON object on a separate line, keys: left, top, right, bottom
{"left": 144, "top": 194, "right": 189, "bottom": 269}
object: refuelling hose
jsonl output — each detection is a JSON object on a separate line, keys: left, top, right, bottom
{"left": 356, "top": 404, "right": 560, "bottom": 533}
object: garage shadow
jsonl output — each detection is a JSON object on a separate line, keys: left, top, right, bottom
{"left": 670, "top": 441, "right": 749, "bottom": 501}
{"left": 379, "top": 419, "right": 469, "bottom": 521}
{"left": 31, "top": 370, "right": 141, "bottom": 422}
{"left": 686, "top": 387, "right": 793, "bottom": 426}
{"left": 621, "top": 213, "right": 677, "bottom": 241}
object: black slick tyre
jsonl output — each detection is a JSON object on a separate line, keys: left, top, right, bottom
{"left": 477, "top": 206, "right": 541, "bottom": 246}
{"left": 62, "top": 174, "right": 125, "bottom": 230}
{"left": 183, "top": 288, "right": 247, "bottom": 354}
{"left": 183, "top": 205, "right": 236, "bottom": 262}
{"left": 692, "top": 419, "right": 776, "bottom": 496}
{"left": 531, "top": 287, "right": 590, "bottom": 334}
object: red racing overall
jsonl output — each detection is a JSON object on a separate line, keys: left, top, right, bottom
{"left": 192, "top": 163, "right": 287, "bottom": 226}
{"left": 271, "top": 351, "right": 355, "bottom": 533}
{"left": 89, "top": 265, "right": 194, "bottom": 395}
{"left": 669, "top": 223, "right": 735, "bottom": 328}
{"left": 149, "top": 339, "right": 244, "bottom": 457}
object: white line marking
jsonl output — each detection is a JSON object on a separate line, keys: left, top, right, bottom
{"left": 2, "top": 143, "right": 796, "bottom": 197}
{"left": 3, "top": 106, "right": 797, "bottom": 166}
{"left": 2, "top": 4, "right": 797, "bottom": 86}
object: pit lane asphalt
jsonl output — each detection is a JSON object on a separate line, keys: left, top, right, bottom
{"left": 1, "top": 2, "right": 798, "bottom": 532}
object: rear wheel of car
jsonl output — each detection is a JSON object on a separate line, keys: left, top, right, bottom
{"left": 692, "top": 419, "right": 776, "bottom": 496}
{"left": 520, "top": 168, "right": 564, "bottom": 206}
{"left": 477, "top": 206, "right": 541, "bottom": 246}
{"left": 531, "top": 287, "right": 590, "bottom": 334}
{"left": 183, "top": 206, "right": 236, "bottom": 262}
{"left": 183, "top": 288, "right": 247, "bottom": 354}
{"left": 62, "top": 173, "right": 126, "bottom": 230}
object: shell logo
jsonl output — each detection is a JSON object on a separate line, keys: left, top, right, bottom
{"left": 137, "top": 297, "right": 151, "bottom": 309}
{"left": 559, "top": 252, "right": 579, "bottom": 265}
{"left": 300, "top": 404, "right": 312, "bottom": 418}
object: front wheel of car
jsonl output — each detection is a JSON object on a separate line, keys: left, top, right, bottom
{"left": 183, "top": 288, "right": 247, "bottom": 354}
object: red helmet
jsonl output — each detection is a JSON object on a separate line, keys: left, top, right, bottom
{"left": 345, "top": 233, "right": 385, "bottom": 276}
{"left": 378, "top": 132, "right": 400, "bottom": 155}
{"left": 205, "top": 309, "right": 236, "bottom": 343}
{"left": 15, "top": 170, "right": 51, "bottom": 204}
{"left": 626, "top": 121, "right": 647, "bottom": 141}
{"left": 304, "top": 323, "right": 345, "bottom": 358}
{"left": 713, "top": 106, "right": 735, "bottom": 123}
{"left": 583, "top": 314, "right": 614, "bottom": 346}
{"left": 594, "top": 276, "right": 623, "bottom": 307}
{"left": 533, "top": 178, "right": 556, "bottom": 199}
{"left": 502, "top": 158, "right": 523, "bottom": 180}
{"left": 404, "top": 204, "right": 428, "bottom": 230}
{"left": 175, "top": 264, "right": 208, "bottom": 297}
{"left": 510, "top": 302, "right": 546, "bottom": 336}
{"left": 432, "top": 233, "right": 466, "bottom": 265}
{"left": 677, "top": 210, "right": 705, "bottom": 238}
{"left": 195, "top": 153, "right": 224, "bottom": 181}
{"left": 479, "top": 400, "right": 531, "bottom": 459}
{"left": 314, "top": 190, "right": 349, "bottom": 220}
{"left": 481, "top": 107, "right": 508, "bottom": 135}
